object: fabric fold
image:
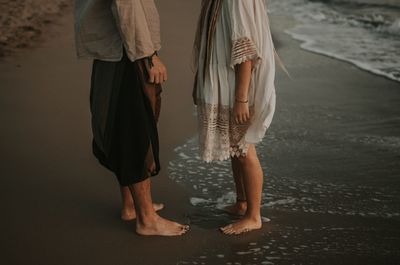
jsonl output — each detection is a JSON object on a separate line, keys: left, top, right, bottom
{"left": 193, "top": 0, "right": 276, "bottom": 162}
{"left": 75, "top": 0, "right": 161, "bottom": 62}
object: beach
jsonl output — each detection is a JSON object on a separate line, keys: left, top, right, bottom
{"left": 0, "top": 0, "right": 71, "bottom": 57}
{"left": 0, "top": 1, "right": 399, "bottom": 265}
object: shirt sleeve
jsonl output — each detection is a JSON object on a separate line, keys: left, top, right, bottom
{"left": 112, "top": 0, "right": 160, "bottom": 61}
{"left": 228, "top": 0, "right": 265, "bottom": 68}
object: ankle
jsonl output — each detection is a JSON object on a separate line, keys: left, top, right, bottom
{"left": 236, "top": 196, "right": 247, "bottom": 204}
{"left": 122, "top": 204, "right": 134, "bottom": 211}
{"left": 137, "top": 211, "right": 159, "bottom": 226}
{"left": 237, "top": 200, "right": 247, "bottom": 205}
{"left": 244, "top": 213, "right": 262, "bottom": 223}
{"left": 236, "top": 201, "right": 247, "bottom": 210}
{"left": 122, "top": 202, "right": 135, "bottom": 209}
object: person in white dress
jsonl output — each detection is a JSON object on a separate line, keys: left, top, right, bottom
{"left": 193, "top": 0, "right": 276, "bottom": 235}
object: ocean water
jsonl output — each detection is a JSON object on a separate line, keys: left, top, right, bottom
{"left": 169, "top": 106, "right": 400, "bottom": 263}
{"left": 170, "top": 104, "right": 400, "bottom": 263}
{"left": 171, "top": 132, "right": 400, "bottom": 264}
{"left": 269, "top": 0, "right": 400, "bottom": 82}
{"left": 170, "top": 135, "right": 400, "bottom": 224}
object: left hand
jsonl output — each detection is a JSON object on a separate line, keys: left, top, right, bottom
{"left": 233, "top": 101, "right": 250, "bottom": 124}
{"left": 145, "top": 55, "right": 168, "bottom": 84}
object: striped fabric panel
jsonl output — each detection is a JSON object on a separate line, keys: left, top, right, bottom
{"left": 231, "top": 37, "right": 258, "bottom": 66}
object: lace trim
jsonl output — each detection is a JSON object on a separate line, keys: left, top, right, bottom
{"left": 231, "top": 37, "right": 260, "bottom": 68}
{"left": 197, "top": 100, "right": 254, "bottom": 162}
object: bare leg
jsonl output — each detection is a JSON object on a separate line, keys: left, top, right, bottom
{"left": 221, "top": 145, "right": 263, "bottom": 235}
{"left": 119, "top": 76, "right": 163, "bottom": 221}
{"left": 120, "top": 186, "right": 135, "bottom": 220}
{"left": 129, "top": 178, "right": 189, "bottom": 236}
{"left": 120, "top": 186, "right": 164, "bottom": 221}
{"left": 142, "top": 78, "right": 160, "bottom": 174}
{"left": 224, "top": 157, "right": 247, "bottom": 215}
{"left": 145, "top": 145, "right": 157, "bottom": 175}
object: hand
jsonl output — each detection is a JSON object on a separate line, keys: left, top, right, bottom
{"left": 233, "top": 101, "right": 250, "bottom": 124}
{"left": 145, "top": 55, "right": 168, "bottom": 84}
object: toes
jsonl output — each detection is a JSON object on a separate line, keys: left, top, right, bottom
{"left": 220, "top": 224, "right": 254, "bottom": 235}
{"left": 234, "top": 228, "right": 251, "bottom": 235}
{"left": 224, "top": 229, "right": 234, "bottom": 235}
{"left": 180, "top": 225, "right": 189, "bottom": 231}
{"left": 177, "top": 224, "right": 190, "bottom": 233}
{"left": 220, "top": 224, "right": 232, "bottom": 232}
{"left": 177, "top": 225, "right": 190, "bottom": 235}
{"left": 220, "top": 225, "right": 235, "bottom": 235}
{"left": 182, "top": 225, "right": 190, "bottom": 234}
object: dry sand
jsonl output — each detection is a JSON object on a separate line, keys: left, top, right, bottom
{"left": 0, "top": 0, "right": 399, "bottom": 265}
{"left": 0, "top": 0, "right": 72, "bottom": 57}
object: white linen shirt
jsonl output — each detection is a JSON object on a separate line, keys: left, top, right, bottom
{"left": 74, "top": 0, "right": 161, "bottom": 62}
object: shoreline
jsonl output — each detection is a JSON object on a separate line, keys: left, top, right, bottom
{"left": 285, "top": 29, "right": 400, "bottom": 84}
{"left": 268, "top": 0, "right": 400, "bottom": 84}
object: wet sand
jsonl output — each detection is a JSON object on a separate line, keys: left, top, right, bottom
{"left": 0, "top": 1, "right": 399, "bottom": 265}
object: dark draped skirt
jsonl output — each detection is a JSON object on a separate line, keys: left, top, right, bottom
{"left": 90, "top": 53, "right": 162, "bottom": 186}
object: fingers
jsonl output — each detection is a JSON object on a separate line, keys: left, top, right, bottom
{"left": 148, "top": 71, "right": 155, "bottom": 84}
{"left": 146, "top": 56, "right": 168, "bottom": 85}
{"left": 154, "top": 73, "right": 160, "bottom": 85}
{"left": 148, "top": 69, "right": 167, "bottom": 84}
{"left": 235, "top": 113, "right": 250, "bottom": 125}
{"left": 235, "top": 115, "right": 242, "bottom": 125}
{"left": 244, "top": 114, "right": 249, "bottom": 123}
{"left": 163, "top": 69, "right": 168, "bottom": 82}
{"left": 147, "top": 55, "right": 168, "bottom": 84}
{"left": 148, "top": 71, "right": 161, "bottom": 84}
{"left": 161, "top": 66, "right": 168, "bottom": 83}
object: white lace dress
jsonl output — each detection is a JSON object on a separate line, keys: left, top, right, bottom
{"left": 195, "top": 0, "right": 276, "bottom": 162}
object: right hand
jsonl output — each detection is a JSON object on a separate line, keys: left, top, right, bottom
{"left": 233, "top": 101, "right": 250, "bottom": 124}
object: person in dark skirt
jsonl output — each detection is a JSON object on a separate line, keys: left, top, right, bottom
{"left": 75, "top": 0, "right": 189, "bottom": 236}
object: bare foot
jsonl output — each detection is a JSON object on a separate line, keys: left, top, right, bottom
{"left": 223, "top": 202, "right": 247, "bottom": 216}
{"left": 136, "top": 215, "right": 190, "bottom": 236}
{"left": 220, "top": 217, "right": 262, "bottom": 235}
{"left": 121, "top": 203, "right": 164, "bottom": 221}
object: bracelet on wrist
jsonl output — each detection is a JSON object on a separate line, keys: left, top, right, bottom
{"left": 235, "top": 98, "right": 249, "bottom": 104}
{"left": 147, "top": 51, "right": 158, "bottom": 68}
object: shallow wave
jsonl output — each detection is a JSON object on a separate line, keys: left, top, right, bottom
{"left": 309, "top": 0, "right": 400, "bottom": 9}
{"left": 168, "top": 135, "right": 400, "bottom": 221}
{"left": 269, "top": 0, "right": 400, "bottom": 82}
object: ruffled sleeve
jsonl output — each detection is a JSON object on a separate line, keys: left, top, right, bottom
{"left": 228, "top": 0, "right": 264, "bottom": 68}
